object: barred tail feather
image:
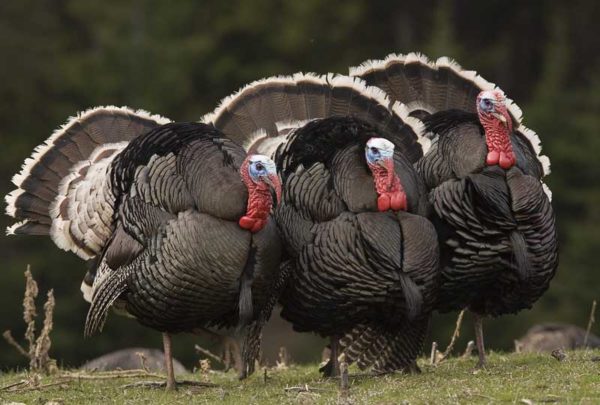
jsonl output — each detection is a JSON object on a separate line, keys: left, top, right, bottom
{"left": 5, "top": 106, "right": 170, "bottom": 259}
{"left": 239, "top": 261, "right": 293, "bottom": 380}
{"left": 339, "top": 318, "right": 429, "bottom": 373}
{"left": 84, "top": 269, "right": 129, "bottom": 337}
{"left": 202, "top": 73, "right": 430, "bottom": 162}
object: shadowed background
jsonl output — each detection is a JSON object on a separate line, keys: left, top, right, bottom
{"left": 1, "top": 0, "right": 598, "bottom": 370}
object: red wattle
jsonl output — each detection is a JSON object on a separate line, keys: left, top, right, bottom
{"left": 251, "top": 220, "right": 265, "bottom": 233}
{"left": 499, "top": 151, "right": 515, "bottom": 169}
{"left": 486, "top": 150, "right": 500, "bottom": 166}
{"left": 479, "top": 105, "right": 516, "bottom": 170}
{"left": 239, "top": 216, "right": 256, "bottom": 231}
{"left": 238, "top": 157, "right": 281, "bottom": 233}
{"left": 377, "top": 194, "right": 391, "bottom": 212}
{"left": 390, "top": 191, "right": 407, "bottom": 211}
{"left": 369, "top": 158, "right": 408, "bottom": 213}
{"left": 376, "top": 191, "right": 407, "bottom": 212}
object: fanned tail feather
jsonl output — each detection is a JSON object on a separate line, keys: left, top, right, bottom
{"left": 5, "top": 106, "right": 170, "bottom": 260}
{"left": 338, "top": 318, "right": 429, "bottom": 373}
{"left": 84, "top": 269, "right": 129, "bottom": 337}
{"left": 202, "top": 73, "right": 430, "bottom": 161}
{"left": 239, "top": 261, "right": 293, "bottom": 380}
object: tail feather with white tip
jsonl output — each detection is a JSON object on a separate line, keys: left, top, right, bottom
{"left": 5, "top": 106, "right": 170, "bottom": 260}
{"left": 202, "top": 73, "right": 431, "bottom": 162}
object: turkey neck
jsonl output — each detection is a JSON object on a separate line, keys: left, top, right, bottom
{"left": 368, "top": 159, "right": 402, "bottom": 195}
{"left": 239, "top": 164, "right": 273, "bottom": 232}
{"left": 244, "top": 183, "right": 272, "bottom": 221}
{"left": 479, "top": 113, "right": 516, "bottom": 169}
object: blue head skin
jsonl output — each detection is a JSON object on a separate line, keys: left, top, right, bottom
{"left": 248, "top": 154, "right": 277, "bottom": 185}
{"left": 245, "top": 154, "right": 281, "bottom": 207}
{"left": 365, "top": 137, "right": 395, "bottom": 167}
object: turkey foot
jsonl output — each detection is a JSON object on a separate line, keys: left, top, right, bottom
{"left": 473, "top": 313, "right": 487, "bottom": 369}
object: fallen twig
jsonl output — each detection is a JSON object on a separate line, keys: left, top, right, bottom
{"left": 2, "top": 369, "right": 218, "bottom": 393}
{"left": 121, "top": 380, "right": 217, "bottom": 389}
{"left": 439, "top": 310, "right": 466, "bottom": 362}
{"left": 2, "top": 331, "right": 29, "bottom": 358}
{"left": 462, "top": 341, "right": 475, "bottom": 358}
{"left": 276, "top": 346, "right": 290, "bottom": 369}
{"left": 284, "top": 384, "right": 331, "bottom": 393}
{"left": 0, "top": 380, "right": 28, "bottom": 391}
{"left": 339, "top": 355, "right": 349, "bottom": 393}
{"left": 135, "top": 351, "right": 149, "bottom": 372}
{"left": 58, "top": 370, "right": 166, "bottom": 380}
{"left": 583, "top": 300, "right": 597, "bottom": 348}
{"left": 5, "top": 380, "right": 67, "bottom": 393}
{"left": 194, "top": 344, "right": 225, "bottom": 365}
{"left": 430, "top": 341, "right": 437, "bottom": 365}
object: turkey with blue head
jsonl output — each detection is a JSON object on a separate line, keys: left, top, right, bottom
{"left": 350, "top": 53, "right": 558, "bottom": 368}
{"left": 204, "top": 74, "right": 440, "bottom": 375}
{"left": 5, "top": 108, "right": 283, "bottom": 389}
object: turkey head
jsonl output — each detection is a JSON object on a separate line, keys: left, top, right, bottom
{"left": 477, "top": 90, "right": 516, "bottom": 169}
{"left": 239, "top": 154, "right": 281, "bottom": 233}
{"left": 365, "top": 137, "right": 407, "bottom": 212}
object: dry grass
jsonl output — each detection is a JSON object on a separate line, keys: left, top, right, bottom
{"left": 3, "top": 266, "right": 57, "bottom": 375}
{"left": 1, "top": 350, "right": 599, "bottom": 404}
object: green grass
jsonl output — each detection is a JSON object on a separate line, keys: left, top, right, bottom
{"left": 1, "top": 351, "right": 599, "bottom": 404}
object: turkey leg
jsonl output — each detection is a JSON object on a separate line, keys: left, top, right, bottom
{"left": 329, "top": 336, "right": 341, "bottom": 377}
{"left": 473, "top": 313, "right": 486, "bottom": 368}
{"left": 163, "top": 333, "right": 177, "bottom": 391}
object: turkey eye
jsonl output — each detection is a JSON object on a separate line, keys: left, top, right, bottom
{"left": 255, "top": 163, "right": 264, "bottom": 171}
{"left": 370, "top": 147, "right": 379, "bottom": 154}
{"left": 479, "top": 98, "right": 493, "bottom": 111}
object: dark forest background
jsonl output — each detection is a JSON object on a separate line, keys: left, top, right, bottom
{"left": 1, "top": 0, "right": 598, "bottom": 370}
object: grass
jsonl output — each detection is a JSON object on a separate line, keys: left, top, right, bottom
{"left": 1, "top": 350, "right": 599, "bottom": 404}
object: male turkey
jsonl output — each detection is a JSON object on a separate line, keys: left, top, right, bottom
{"left": 204, "top": 75, "right": 440, "bottom": 375}
{"left": 5, "top": 108, "right": 283, "bottom": 389}
{"left": 350, "top": 53, "right": 558, "bottom": 367}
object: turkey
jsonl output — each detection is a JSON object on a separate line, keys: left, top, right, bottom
{"left": 350, "top": 53, "right": 558, "bottom": 367}
{"left": 204, "top": 74, "right": 440, "bottom": 375}
{"left": 5, "top": 107, "right": 283, "bottom": 389}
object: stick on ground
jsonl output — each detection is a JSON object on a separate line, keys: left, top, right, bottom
{"left": 584, "top": 300, "right": 597, "bottom": 348}
{"left": 430, "top": 341, "right": 438, "bottom": 365}
{"left": 440, "top": 309, "right": 466, "bottom": 362}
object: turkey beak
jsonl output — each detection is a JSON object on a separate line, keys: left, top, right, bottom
{"left": 376, "top": 159, "right": 388, "bottom": 169}
{"left": 492, "top": 112, "right": 508, "bottom": 127}
{"left": 262, "top": 174, "right": 281, "bottom": 209}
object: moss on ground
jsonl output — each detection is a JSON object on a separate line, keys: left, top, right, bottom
{"left": 1, "top": 350, "right": 599, "bottom": 404}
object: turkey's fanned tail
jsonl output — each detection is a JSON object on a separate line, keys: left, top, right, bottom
{"left": 5, "top": 106, "right": 170, "bottom": 260}
{"left": 202, "top": 73, "right": 430, "bottom": 162}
